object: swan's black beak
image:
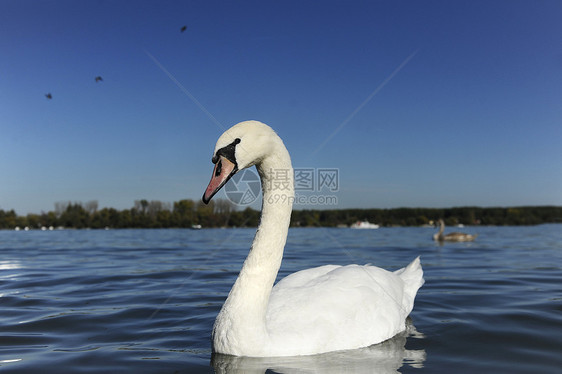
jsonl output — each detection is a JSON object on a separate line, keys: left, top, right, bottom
{"left": 202, "top": 155, "right": 238, "bottom": 204}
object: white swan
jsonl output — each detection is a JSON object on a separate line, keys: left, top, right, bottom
{"left": 433, "top": 219, "right": 478, "bottom": 242}
{"left": 203, "top": 120, "right": 424, "bottom": 357}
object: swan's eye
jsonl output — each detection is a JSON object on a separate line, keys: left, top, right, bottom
{"left": 215, "top": 159, "right": 222, "bottom": 176}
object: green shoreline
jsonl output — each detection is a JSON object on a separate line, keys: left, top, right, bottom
{"left": 1, "top": 200, "right": 561, "bottom": 229}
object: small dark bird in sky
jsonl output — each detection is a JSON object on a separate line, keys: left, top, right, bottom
{"left": 45, "top": 93, "right": 52, "bottom": 99}
{"left": 95, "top": 76, "right": 103, "bottom": 82}
{"left": 180, "top": 25, "right": 187, "bottom": 32}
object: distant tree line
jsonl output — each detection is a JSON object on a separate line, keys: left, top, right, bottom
{"left": 291, "top": 206, "right": 562, "bottom": 227}
{"left": 0, "top": 201, "right": 561, "bottom": 230}
{"left": 0, "top": 199, "right": 259, "bottom": 230}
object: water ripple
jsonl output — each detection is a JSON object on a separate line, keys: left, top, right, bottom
{"left": 0, "top": 226, "right": 561, "bottom": 373}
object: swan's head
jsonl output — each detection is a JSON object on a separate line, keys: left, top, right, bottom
{"left": 202, "top": 120, "right": 281, "bottom": 204}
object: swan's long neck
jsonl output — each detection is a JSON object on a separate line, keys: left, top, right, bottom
{"left": 213, "top": 143, "right": 293, "bottom": 353}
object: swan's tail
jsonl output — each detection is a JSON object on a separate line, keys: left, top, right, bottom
{"left": 394, "top": 256, "right": 424, "bottom": 316}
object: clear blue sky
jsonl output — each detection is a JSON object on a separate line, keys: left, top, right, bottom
{"left": 1, "top": 0, "right": 561, "bottom": 215}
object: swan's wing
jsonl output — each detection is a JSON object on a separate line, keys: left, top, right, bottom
{"left": 266, "top": 263, "right": 419, "bottom": 355}
{"left": 273, "top": 264, "right": 340, "bottom": 288}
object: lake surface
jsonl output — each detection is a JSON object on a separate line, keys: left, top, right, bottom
{"left": 1, "top": 225, "right": 561, "bottom": 373}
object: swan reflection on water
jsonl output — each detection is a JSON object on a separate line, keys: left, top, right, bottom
{"left": 211, "top": 318, "right": 425, "bottom": 374}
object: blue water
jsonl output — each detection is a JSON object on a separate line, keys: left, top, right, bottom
{"left": 1, "top": 225, "right": 561, "bottom": 373}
